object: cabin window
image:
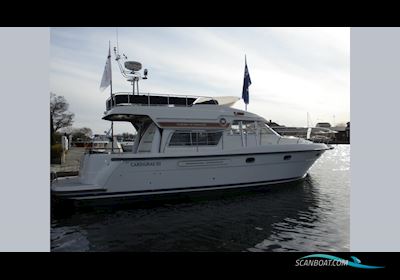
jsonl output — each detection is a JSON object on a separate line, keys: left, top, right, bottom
{"left": 242, "top": 121, "right": 257, "bottom": 134}
{"left": 260, "top": 127, "right": 274, "bottom": 135}
{"left": 258, "top": 122, "right": 277, "bottom": 135}
{"left": 230, "top": 120, "right": 257, "bottom": 135}
{"left": 205, "top": 132, "right": 222, "bottom": 145}
{"left": 169, "top": 131, "right": 222, "bottom": 146}
{"left": 230, "top": 120, "right": 242, "bottom": 135}
{"left": 169, "top": 132, "right": 192, "bottom": 146}
{"left": 196, "top": 132, "right": 207, "bottom": 145}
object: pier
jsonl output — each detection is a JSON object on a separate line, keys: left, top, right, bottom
{"left": 51, "top": 147, "right": 85, "bottom": 178}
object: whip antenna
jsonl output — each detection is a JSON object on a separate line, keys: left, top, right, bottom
{"left": 116, "top": 27, "right": 120, "bottom": 54}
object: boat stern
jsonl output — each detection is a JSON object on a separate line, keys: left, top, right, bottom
{"left": 51, "top": 152, "right": 118, "bottom": 200}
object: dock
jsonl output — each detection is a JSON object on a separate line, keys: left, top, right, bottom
{"left": 51, "top": 147, "right": 86, "bottom": 178}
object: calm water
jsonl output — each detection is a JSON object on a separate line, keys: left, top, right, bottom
{"left": 51, "top": 145, "right": 350, "bottom": 252}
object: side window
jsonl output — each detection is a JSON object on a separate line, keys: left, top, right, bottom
{"left": 193, "top": 131, "right": 222, "bottom": 146}
{"left": 196, "top": 132, "right": 208, "bottom": 145}
{"left": 242, "top": 121, "right": 256, "bottom": 134}
{"left": 207, "top": 132, "right": 222, "bottom": 145}
{"left": 169, "top": 131, "right": 222, "bottom": 146}
{"left": 258, "top": 122, "right": 276, "bottom": 135}
{"left": 169, "top": 132, "right": 192, "bottom": 146}
{"left": 230, "top": 120, "right": 242, "bottom": 135}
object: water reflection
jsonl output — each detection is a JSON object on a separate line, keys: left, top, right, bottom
{"left": 52, "top": 178, "right": 325, "bottom": 251}
{"left": 248, "top": 176, "right": 345, "bottom": 252}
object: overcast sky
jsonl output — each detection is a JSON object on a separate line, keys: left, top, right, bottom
{"left": 50, "top": 27, "right": 350, "bottom": 134}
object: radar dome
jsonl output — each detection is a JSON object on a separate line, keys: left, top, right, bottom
{"left": 124, "top": 61, "right": 142, "bottom": 71}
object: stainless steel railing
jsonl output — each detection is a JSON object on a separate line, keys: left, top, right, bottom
{"left": 106, "top": 92, "right": 218, "bottom": 110}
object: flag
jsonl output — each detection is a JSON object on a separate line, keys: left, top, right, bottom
{"left": 100, "top": 44, "right": 112, "bottom": 91}
{"left": 242, "top": 56, "right": 252, "bottom": 105}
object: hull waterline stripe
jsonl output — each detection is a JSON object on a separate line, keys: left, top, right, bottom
{"left": 53, "top": 175, "right": 305, "bottom": 199}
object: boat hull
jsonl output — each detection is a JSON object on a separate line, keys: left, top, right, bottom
{"left": 51, "top": 149, "right": 326, "bottom": 201}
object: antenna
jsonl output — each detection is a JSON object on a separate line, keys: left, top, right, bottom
{"left": 116, "top": 27, "right": 119, "bottom": 54}
{"left": 113, "top": 34, "right": 149, "bottom": 96}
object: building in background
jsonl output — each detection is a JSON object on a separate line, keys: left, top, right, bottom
{"left": 268, "top": 120, "right": 350, "bottom": 144}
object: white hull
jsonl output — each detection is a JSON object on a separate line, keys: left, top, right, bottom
{"left": 51, "top": 148, "right": 326, "bottom": 200}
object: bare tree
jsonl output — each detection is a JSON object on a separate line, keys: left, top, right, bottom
{"left": 50, "top": 92, "right": 74, "bottom": 133}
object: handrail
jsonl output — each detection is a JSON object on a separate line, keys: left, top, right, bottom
{"left": 106, "top": 92, "right": 219, "bottom": 110}
{"left": 86, "top": 147, "right": 124, "bottom": 154}
{"left": 112, "top": 91, "right": 214, "bottom": 99}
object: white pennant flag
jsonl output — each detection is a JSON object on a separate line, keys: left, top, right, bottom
{"left": 100, "top": 45, "right": 112, "bottom": 91}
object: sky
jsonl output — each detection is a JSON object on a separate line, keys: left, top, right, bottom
{"left": 50, "top": 27, "right": 350, "bottom": 135}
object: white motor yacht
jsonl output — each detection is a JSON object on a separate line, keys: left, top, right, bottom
{"left": 51, "top": 54, "right": 332, "bottom": 202}
{"left": 51, "top": 92, "right": 331, "bottom": 201}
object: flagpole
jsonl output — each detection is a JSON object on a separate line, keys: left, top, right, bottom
{"left": 244, "top": 55, "right": 248, "bottom": 112}
{"left": 109, "top": 41, "right": 114, "bottom": 154}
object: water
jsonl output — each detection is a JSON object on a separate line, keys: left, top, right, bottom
{"left": 51, "top": 145, "right": 350, "bottom": 252}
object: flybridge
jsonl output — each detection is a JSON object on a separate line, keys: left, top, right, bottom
{"left": 106, "top": 92, "right": 239, "bottom": 111}
{"left": 106, "top": 92, "right": 214, "bottom": 110}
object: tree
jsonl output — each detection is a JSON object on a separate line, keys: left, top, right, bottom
{"left": 121, "top": 132, "right": 135, "bottom": 141}
{"left": 50, "top": 92, "right": 74, "bottom": 133}
{"left": 78, "top": 127, "right": 93, "bottom": 139}
{"left": 71, "top": 127, "right": 93, "bottom": 142}
{"left": 51, "top": 111, "right": 55, "bottom": 145}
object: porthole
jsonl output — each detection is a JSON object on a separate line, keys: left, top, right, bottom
{"left": 246, "top": 157, "right": 255, "bottom": 163}
{"left": 283, "top": 155, "right": 292, "bottom": 160}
